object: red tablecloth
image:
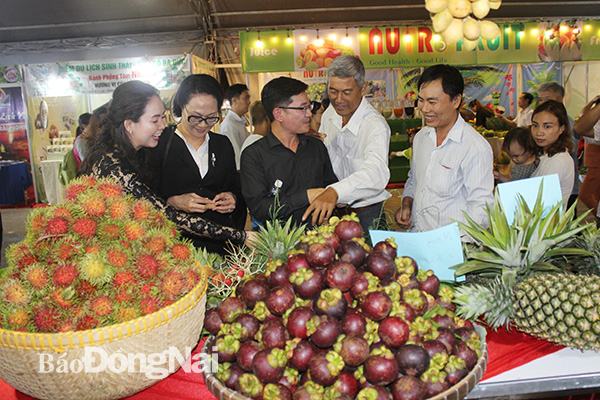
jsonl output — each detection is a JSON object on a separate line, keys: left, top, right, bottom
{"left": 0, "top": 327, "right": 565, "bottom": 400}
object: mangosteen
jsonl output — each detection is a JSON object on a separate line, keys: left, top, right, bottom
{"left": 288, "top": 339, "right": 318, "bottom": 371}
{"left": 335, "top": 371, "right": 359, "bottom": 398}
{"left": 397, "top": 274, "right": 421, "bottom": 291}
{"left": 378, "top": 316, "right": 410, "bottom": 348}
{"left": 325, "top": 261, "right": 358, "bottom": 292}
{"left": 342, "top": 311, "right": 368, "bottom": 337}
{"left": 421, "top": 368, "right": 450, "bottom": 397}
{"left": 240, "top": 278, "right": 270, "bottom": 309}
{"left": 257, "top": 319, "right": 289, "bottom": 349}
{"left": 252, "top": 348, "right": 288, "bottom": 383}
{"left": 278, "top": 367, "right": 300, "bottom": 393}
{"left": 373, "top": 238, "right": 398, "bottom": 260}
{"left": 295, "top": 241, "right": 309, "bottom": 252}
{"left": 309, "top": 351, "right": 344, "bottom": 387}
{"left": 286, "top": 306, "right": 315, "bottom": 339}
{"left": 422, "top": 340, "right": 448, "bottom": 360}
{"left": 266, "top": 286, "right": 296, "bottom": 316}
{"left": 357, "top": 386, "right": 393, "bottom": 400}
{"left": 315, "top": 288, "right": 348, "bottom": 320}
{"left": 215, "top": 334, "right": 240, "bottom": 363}
{"left": 453, "top": 340, "right": 478, "bottom": 370}
{"left": 263, "top": 382, "right": 292, "bottom": 400}
{"left": 252, "top": 300, "right": 277, "bottom": 324}
{"left": 363, "top": 347, "right": 399, "bottom": 387}
{"left": 338, "top": 334, "right": 370, "bottom": 367}
{"left": 455, "top": 326, "right": 478, "bottom": 342}
{"left": 402, "top": 288, "right": 428, "bottom": 316}
{"left": 307, "top": 315, "right": 342, "bottom": 349}
{"left": 395, "top": 344, "right": 430, "bottom": 377}
{"left": 204, "top": 308, "right": 223, "bottom": 335}
{"left": 444, "top": 355, "right": 468, "bottom": 386}
{"left": 360, "top": 291, "right": 392, "bottom": 321}
{"left": 334, "top": 217, "right": 364, "bottom": 241}
{"left": 351, "top": 273, "right": 370, "bottom": 299}
{"left": 306, "top": 240, "right": 336, "bottom": 268}
{"left": 218, "top": 297, "right": 246, "bottom": 323}
{"left": 237, "top": 340, "right": 262, "bottom": 371}
{"left": 365, "top": 251, "right": 396, "bottom": 281}
{"left": 430, "top": 308, "right": 456, "bottom": 331}
{"left": 396, "top": 256, "right": 419, "bottom": 276}
{"left": 285, "top": 253, "right": 311, "bottom": 275}
{"left": 233, "top": 313, "right": 261, "bottom": 341}
{"left": 267, "top": 263, "right": 291, "bottom": 288}
{"left": 322, "top": 231, "right": 341, "bottom": 251}
{"left": 435, "top": 327, "right": 456, "bottom": 353}
{"left": 237, "top": 372, "right": 264, "bottom": 399}
{"left": 389, "top": 376, "right": 426, "bottom": 400}
{"left": 338, "top": 240, "right": 367, "bottom": 268}
{"left": 417, "top": 270, "right": 440, "bottom": 295}
{"left": 289, "top": 267, "right": 324, "bottom": 299}
{"left": 392, "top": 302, "right": 416, "bottom": 323}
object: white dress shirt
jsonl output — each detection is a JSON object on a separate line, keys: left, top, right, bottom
{"left": 321, "top": 97, "right": 391, "bottom": 207}
{"left": 402, "top": 115, "right": 494, "bottom": 234}
{"left": 174, "top": 128, "right": 210, "bottom": 178}
{"left": 218, "top": 110, "right": 249, "bottom": 170}
{"left": 531, "top": 152, "right": 575, "bottom": 200}
{"left": 515, "top": 106, "right": 533, "bottom": 127}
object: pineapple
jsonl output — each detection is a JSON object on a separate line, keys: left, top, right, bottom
{"left": 452, "top": 188, "right": 599, "bottom": 351}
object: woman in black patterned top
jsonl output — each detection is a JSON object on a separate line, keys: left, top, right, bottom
{"left": 80, "top": 80, "right": 250, "bottom": 247}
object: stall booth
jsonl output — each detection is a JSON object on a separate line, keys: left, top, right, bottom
{"left": 19, "top": 54, "right": 214, "bottom": 205}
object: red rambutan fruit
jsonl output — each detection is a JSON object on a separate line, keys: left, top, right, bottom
{"left": 7, "top": 308, "right": 30, "bottom": 327}
{"left": 76, "top": 314, "right": 100, "bottom": 331}
{"left": 106, "top": 249, "right": 129, "bottom": 269}
{"left": 97, "top": 180, "right": 123, "bottom": 199}
{"left": 71, "top": 218, "right": 97, "bottom": 239}
{"left": 53, "top": 263, "right": 79, "bottom": 287}
{"left": 50, "top": 288, "right": 74, "bottom": 309}
{"left": 79, "top": 193, "right": 107, "bottom": 218}
{"left": 24, "top": 265, "right": 49, "bottom": 290}
{"left": 131, "top": 200, "right": 154, "bottom": 222}
{"left": 108, "top": 197, "right": 130, "bottom": 220}
{"left": 140, "top": 297, "right": 161, "bottom": 315}
{"left": 75, "top": 280, "right": 97, "bottom": 297}
{"left": 124, "top": 221, "right": 144, "bottom": 242}
{"left": 2, "top": 280, "right": 30, "bottom": 306}
{"left": 161, "top": 271, "right": 185, "bottom": 301}
{"left": 90, "top": 296, "right": 113, "bottom": 317}
{"left": 115, "top": 305, "right": 141, "bottom": 323}
{"left": 44, "top": 217, "right": 69, "bottom": 236}
{"left": 170, "top": 243, "right": 192, "bottom": 262}
{"left": 136, "top": 254, "right": 160, "bottom": 279}
{"left": 33, "top": 306, "right": 61, "bottom": 333}
{"left": 98, "top": 223, "right": 122, "bottom": 242}
{"left": 64, "top": 182, "right": 89, "bottom": 202}
{"left": 113, "top": 271, "right": 136, "bottom": 288}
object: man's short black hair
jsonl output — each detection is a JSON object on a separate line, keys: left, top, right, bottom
{"left": 226, "top": 84, "right": 249, "bottom": 104}
{"left": 522, "top": 92, "right": 534, "bottom": 106}
{"left": 418, "top": 64, "right": 464, "bottom": 103}
{"left": 261, "top": 77, "right": 308, "bottom": 121}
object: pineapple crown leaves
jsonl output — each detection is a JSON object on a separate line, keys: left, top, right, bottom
{"left": 454, "top": 186, "right": 592, "bottom": 278}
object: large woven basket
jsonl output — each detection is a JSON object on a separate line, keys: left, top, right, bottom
{"left": 0, "top": 268, "right": 208, "bottom": 400}
{"left": 200, "top": 325, "right": 488, "bottom": 400}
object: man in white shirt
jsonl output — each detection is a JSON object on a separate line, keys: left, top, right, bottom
{"left": 304, "top": 56, "right": 391, "bottom": 232}
{"left": 219, "top": 84, "right": 251, "bottom": 169}
{"left": 395, "top": 64, "right": 494, "bottom": 236}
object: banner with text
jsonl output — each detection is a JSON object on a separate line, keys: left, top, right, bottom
{"left": 241, "top": 20, "right": 600, "bottom": 73}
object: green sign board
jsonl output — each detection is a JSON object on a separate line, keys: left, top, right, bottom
{"left": 240, "top": 30, "right": 295, "bottom": 73}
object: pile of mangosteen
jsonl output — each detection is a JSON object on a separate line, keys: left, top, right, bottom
{"left": 203, "top": 215, "right": 483, "bottom": 400}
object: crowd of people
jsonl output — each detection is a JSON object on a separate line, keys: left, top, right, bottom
{"left": 70, "top": 57, "right": 600, "bottom": 254}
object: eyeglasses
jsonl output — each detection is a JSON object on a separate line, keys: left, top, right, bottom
{"left": 279, "top": 101, "right": 319, "bottom": 114}
{"left": 185, "top": 106, "right": 220, "bottom": 126}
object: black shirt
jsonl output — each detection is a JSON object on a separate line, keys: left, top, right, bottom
{"left": 240, "top": 131, "right": 338, "bottom": 228}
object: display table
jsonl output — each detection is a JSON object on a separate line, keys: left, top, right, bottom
{"left": 0, "top": 160, "right": 32, "bottom": 205}
{"left": 40, "top": 159, "right": 64, "bottom": 205}
{"left": 0, "top": 327, "right": 598, "bottom": 400}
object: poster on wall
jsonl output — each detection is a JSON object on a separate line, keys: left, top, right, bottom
{"left": 462, "top": 64, "right": 518, "bottom": 118}
{"left": 522, "top": 62, "right": 563, "bottom": 105}
{"left": 0, "top": 66, "right": 23, "bottom": 84}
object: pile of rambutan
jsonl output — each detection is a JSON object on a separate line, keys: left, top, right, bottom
{"left": 0, "top": 176, "right": 203, "bottom": 333}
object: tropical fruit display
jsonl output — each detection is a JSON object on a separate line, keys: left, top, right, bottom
{"left": 295, "top": 39, "right": 355, "bottom": 71}
{"left": 203, "top": 214, "right": 485, "bottom": 400}
{"left": 0, "top": 176, "right": 204, "bottom": 333}
{"left": 453, "top": 190, "right": 600, "bottom": 351}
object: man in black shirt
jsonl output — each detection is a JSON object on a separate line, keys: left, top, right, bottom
{"left": 240, "top": 77, "right": 338, "bottom": 228}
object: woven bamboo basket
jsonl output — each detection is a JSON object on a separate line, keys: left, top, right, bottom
{"left": 0, "top": 268, "right": 208, "bottom": 400}
{"left": 200, "top": 325, "right": 488, "bottom": 400}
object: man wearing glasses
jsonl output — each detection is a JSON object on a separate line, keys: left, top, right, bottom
{"left": 240, "top": 77, "right": 338, "bottom": 228}
{"left": 220, "top": 84, "right": 252, "bottom": 170}
{"left": 306, "top": 55, "right": 391, "bottom": 232}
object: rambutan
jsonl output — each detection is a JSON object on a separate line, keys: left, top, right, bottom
{"left": 53, "top": 263, "right": 79, "bottom": 287}
{"left": 78, "top": 192, "right": 107, "bottom": 218}
{"left": 136, "top": 254, "right": 160, "bottom": 279}
{"left": 54, "top": 238, "right": 81, "bottom": 261}
{"left": 6, "top": 308, "right": 30, "bottom": 327}
{"left": 2, "top": 280, "right": 30, "bottom": 306}
{"left": 51, "top": 206, "right": 74, "bottom": 219}
{"left": 96, "top": 180, "right": 123, "bottom": 199}
{"left": 106, "top": 248, "right": 130, "bottom": 269}
{"left": 139, "top": 297, "right": 161, "bottom": 315}
{"left": 76, "top": 314, "right": 100, "bottom": 331}
{"left": 124, "top": 221, "right": 144, "bottom": 242}
{"left": 107, "top": 197, "right": 130, "bottom": 220}
{"left": 90, "top": 296, "right": 113, "bottom": 317}
{"left": 24, "top": 264, "right": 49, "bottom": 290}
{"left": 98, "top": 222, "right": 122, "bottom": 242}
{"left": 141, "top": 283, "right": 160, "bottom": 297}
{"left": 85, "top": 245, "right": 101, "bottom": 254}
{"left": 78, "top": 175, "right": 98, "bottom": 188}
{"left": 131, "top": 200, "right": 154, "bottom": 222}
{"left": 50, "top": 288, "right": 75, "bottom": 309}
{"left": 27, "top": 209, "right": 47, "bottom": 234}
{"left": 113, "top": 271, "right": 136, "bottom": 288}
{"left": 44, "top": 217, "right": 69, "bottom": 236}
{"left": 64, "top": 182, "right": 89, "bottom": 202}
{"left": 74, "top": 280, "right": 97, "bottom": 297}
{"left": 78, "top": 253, "right": 114, "bottom": 285}
{"left": 143, "top": 233, "right": 168, "bottom": 255}
{"left": 71, "top": 217, "right": 97, "bottom": 239}
{"left": 58, "top": 320, "right": 75, "bottom": 332}
{"left": 161, "top": 271, "right": 185, "bottom": 300}
{"left": 115, "top": 305, "right": 141, "bottom": 323}
{"left": 115, "top": 287, "right": 135, "bottom": 303}
{"left": 6, "top": 243, "right": 37, "bottom": 270}
{"left": 33, "top": 306, "right": 61, "bottom": 333}
{"left": 170, "top": 243, "right": 193, "bottom": 262}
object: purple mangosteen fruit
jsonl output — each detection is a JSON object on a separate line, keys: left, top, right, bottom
{"left": 217, "top": 297, "right": 246, "bottom": 323}
{"left": 453, "top": 340, "right": 478, "bottom": 370}
{"left": 334, "top": 217, "right": 364, "bottom": 242}
{"left": 237, "top": 340, "right": 262, "bottom": 371}
{"left": 315, "top": 288, "right": 348, "bottom": 320}
{"left": 215, "top": 334, "right": 240, "bottom": 363}
{"left": 430, "top": 308, "right": 456, "bottom": 331}
{"left": 257, "top": 319, "right": 289, "bottom": 349}
{"left": 435, "top": 327, "right": 456, "bottom": 353}
{"left": 309, "top": 350, "right": 345, "bottom": 387}
{"left": 263, "top": 382, "right": 293, "bottom": 400}
{"left": 289, "top": 267, "right": 324, "bottom": 299}
{"left": 401, "top": 288, "right": 428, "bottom": 316}
{"left": 322, "top": 231, "right": 341, "bottom": 251}
{"left": 365, "top": 251, "right": 396, "bottom": 281}
{"left": 286, "top": 306, "right": 315, "bottom": 339}
{"left": 266, "top": 286, "right": 296, "bottom": 316}
{"left": 360, "top": 291, "right": 393, "bottom": 321}
{"left": 378, "top": 316, "right": 410, "bottom": 348}
{"left": 395, "top": 256, "right": 419, "bottom": 276}
{"left": 338, "top": 334, "right": 370, "bottom": 367}
{"left": 325, "top": 261, "right": 358, "bottom": 292}
{"left": 455, "top": 326, "right": 478, "bottom": 342}
{"left": 267, "top": 263, "right": 291, "bottom": 289}
{"left": 216, "top": 362, "right": 245, "bottom": 390}
{"left": 240, "top": 278, "right": 270, "bottom": 309}
{"left": 288, "top": 339, "right": 318, "bottom": 371}
{"left": 417, "top": 269, "right": 440, "bottom": 295}
{"left": 285, "top": 253, "right": 311, "bottom": 275}
{"left": 204, "top": 308, "right": 223, "bottom": 335}
{"left": 444, "top": 355, "right": 469, "bottom": 385}
{"left": 363, "top": 347, "right": 399, "bottom": 386}
{"left": 389, "top": 375, "right": 426, "bottom": 400}
{"left": 278, "top": 367, "right": 300, "bottom": 393}
{"left": 373, "top": 238, "right": 398, "bottom": 260}
{"left": 421, "top": 368, "right": 450, "bottom": 397}
{"left": 391, "top": 302, "right": 416, "bottom": 323}
{"left": 307, "top": 315, "right": 342, "bottom": 349}
{"left": 252, "top": 348, "right": 288, "bottom": 383}
{"left": 395, "top": 344, "right": 430, "bottom": 377}
{"left": 306, "top": 240, "right": 336, "bottom": 268}
{"left": 342, "top": 311, "right": 368, "bottom": 336}
{"left": 422, "top": 340, "right": 448, "bottom": 360}
{"left": 351, "top": 273, "right": 370, "bottom": 299}
{"left": 233, "top": 313, "right": 261, "bottom": 341}
{"left": 335, "top": 371, "right": 359, "bottom": 397}
{"left": 237, "top": 373, "right": 264, "bottom": 399}
{"left": 357, "top": 386, "right": 393, "bottom": 400}
{"left": 338, "top": 240, "right": 367, "bottom": 268}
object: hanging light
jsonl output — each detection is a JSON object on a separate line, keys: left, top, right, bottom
{"left": 286, "top": 29, "right": 293, "bottom": 44}
{"left": 404, "top": 33, "right": 411, "bottom": 42}
{"left": 342, "top": 28, "right": 352, "bottom": 46}
{"left": 255, "top": 31, "right": 263, "bottom": 48}
{"left": 315, "top": 29, "right": 324, "bottom": 46}
{"left": 518, "top": 23, "right": 525, "bottom": 37}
